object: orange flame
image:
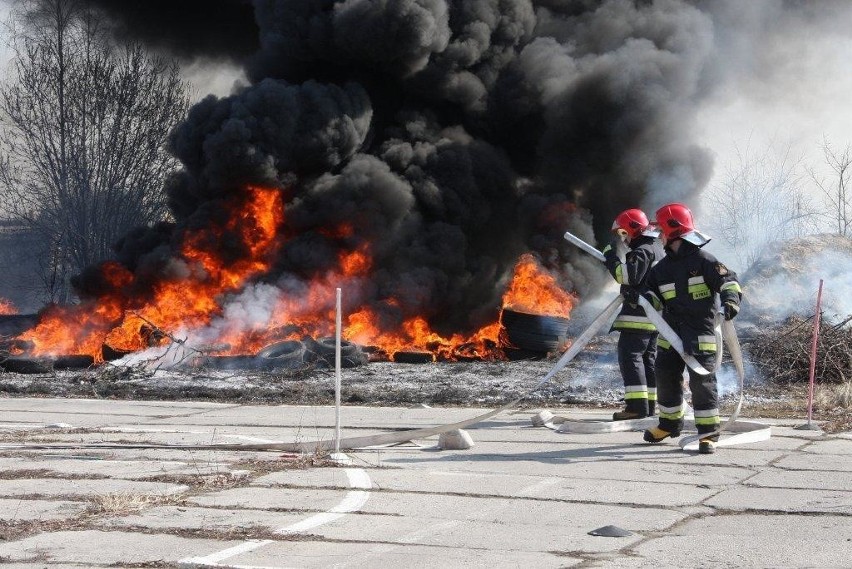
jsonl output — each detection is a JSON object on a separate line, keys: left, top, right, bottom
{"left": 501, "top": 253, "right": 575, "bottom": 316}
{"left": 22, "top": 186, "right": 284, "bottom": 359}
{"left": 0, "top": 298, "right": 17, "bottom": 315}
{"left": 16, "top": 192, "right": 576, "bottom": 363}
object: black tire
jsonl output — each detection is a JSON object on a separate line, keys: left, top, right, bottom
{"left": 255, "top": 340, "right": 306, "bottom": 369}
{"left": 1, "top": 356, "right": 53, "bottom": 374}
{"left": 256, "top": 340, "right": 305, "bottom": 361}
{"left": 306, "top": 337, "right": 366, "bottom": 368}
{"left": 392, "top": 351, "right": 434, "bottom": 364}
{"left": 102, "top": 344, "right": 133, "bottom": 362}
{"left": 500, "top": 309, "right": 569, "bottom": 353}
{"left": 52, "top": 355, "right": 95, "bottom": 370}
{"left": 501, "top": 309, "right": 570, "bottom": 335}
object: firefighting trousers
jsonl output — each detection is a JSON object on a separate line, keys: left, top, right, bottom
{"left": 654, "top": 347, "right": 719, "bottom": 439}
{"left": 617, "top": 332, "right": 657, "bottom": 416}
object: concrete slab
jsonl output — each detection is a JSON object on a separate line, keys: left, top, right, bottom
{"left": 800, "top": 438, "right": 852, "bottom": 454}
{"left": 0, "top": 498, "right": 86, "bottom": 521}
{"left": 0, "top": 398, "right": 850, "bottom": 569}
{"left": 212, "top": 539, "right": 580, "bottom": 569}
{"left": 96, "top": 504, "right": 309, "bottom": 532}
{"left": 0, "top": 530, "right": 243, "bottom": 565}
{"left": 774, "top": 452, "right": 852, "bottom": 471}
{"left": 746, "top": 467, "right": 852, "bottom": 491}
{"left": 0, "top": 478, "right": 188, "bottom": 498}
{"left": 629, "top": 514, "right": 852, "bottom": 568}
{"left": 253, "top": 460, "right": 752, "bottom": 494}
{"left": 706, "top": 486, "right": 852, "bottom": 515}
{"left": 0, "top": 457, "right": 230, "bottom": 479}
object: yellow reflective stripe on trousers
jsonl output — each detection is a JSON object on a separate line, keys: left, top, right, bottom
{"left": 694, "top": 408, "right": 720, "bottom": 426}
{"left": 624, "top": 385, "right": 648, "bottom": 400}
{"left": 647, "top": 387, "right": 657, "bottom": 401}
{"left": 697, "top": 334, "right": 716, "bottom": 352}
{"left": 658, "top": 403, "right": 685, "bottom": 420}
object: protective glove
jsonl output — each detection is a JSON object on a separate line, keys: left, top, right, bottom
{"left": 622, "top": 288, "right": 639, "bottom": 303}
{"left": 723, "top": 301, "right": 739, "bottom": 321}
{"left": 609, "top": 231, "right": 626, "bottom": 249}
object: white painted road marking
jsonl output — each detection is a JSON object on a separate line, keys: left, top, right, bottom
{"left": 179, "top": 466, "right": 371, "bottom": 568}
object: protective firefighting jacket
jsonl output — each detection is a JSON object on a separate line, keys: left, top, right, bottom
{"left": 603, "top": 235, "right": 657, "bottom": 334}
{"left": 645, "top": 241, "right": 742, "bottom": 354}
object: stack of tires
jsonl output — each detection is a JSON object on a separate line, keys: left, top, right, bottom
{"left": 253, "top": 337, "right": 368, "bottom": 369}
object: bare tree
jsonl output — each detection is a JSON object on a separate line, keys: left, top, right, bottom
{"left": 0, "top": 0, "right": 189, "bottom": 302}
{"left": 705, "top": 141, "right": 820, "bottom": 271}
{"left": 808, "top": 138, "right": 852, "bottom": 237}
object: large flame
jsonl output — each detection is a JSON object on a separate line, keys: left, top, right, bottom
{"left": 17, "top": 190, "right": 575, "bottom": 362}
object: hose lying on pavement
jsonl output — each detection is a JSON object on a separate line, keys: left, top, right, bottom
{"left": 0, "top": 297, "right": 626, "bottom": 455}
{"left": 532, "top": 317, "right": 771, "bottom": 449}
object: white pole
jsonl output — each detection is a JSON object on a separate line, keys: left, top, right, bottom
{"left": 334, "top": 287, "right": 342, "bottom": 455}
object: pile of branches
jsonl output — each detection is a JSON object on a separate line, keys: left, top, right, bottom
{"left": 749, "top": 314, "right": 852, "bottom": 384}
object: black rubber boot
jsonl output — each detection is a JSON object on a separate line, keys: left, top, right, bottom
{"left": 613, "top": 408, "right": 647, "bottom": 421}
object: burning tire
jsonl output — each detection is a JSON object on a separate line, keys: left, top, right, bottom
{"left": 256, "top": 340, "right": 307, "bottom": 368}
{"left": 306, "top": 337, "right": 366, "bottom": 368}
{"left": 500, "top": 309, "right": 570, "bottom": 353}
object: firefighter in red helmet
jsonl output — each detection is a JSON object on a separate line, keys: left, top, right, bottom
{"left": 603, "top": 208, "right": 660, "bottom": 420}
{"left": 641, "top": 203, "right": 742, "bottom": 454}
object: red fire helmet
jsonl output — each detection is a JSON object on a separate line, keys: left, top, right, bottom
{"left": 654, "top": 203, "right": 695, "bottom": 240}
{"left": 611, "top": 208, "right": 653, "bottom": 240}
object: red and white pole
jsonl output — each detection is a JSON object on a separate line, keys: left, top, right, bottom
{"left": 806, "top": 279, "right": 824, "bottom": 427}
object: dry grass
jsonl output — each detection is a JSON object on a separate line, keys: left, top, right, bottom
{"left": 84, "top": 492, "right": 182, "bottom": 516}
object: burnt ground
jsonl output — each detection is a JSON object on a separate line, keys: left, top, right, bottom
{"left": 2, "top": 334, "right": 844, "bottom": 432}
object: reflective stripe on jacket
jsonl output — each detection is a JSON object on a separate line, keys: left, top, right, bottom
{"left": 604, "top": 236, "right": 658, "bottom": 334}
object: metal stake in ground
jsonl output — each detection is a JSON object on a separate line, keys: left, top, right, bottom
{"left": 797, "top": 279, "right": 824, "bottom": 431}
{"left": 334, "top": 287, "right": 343, "bottom": 455}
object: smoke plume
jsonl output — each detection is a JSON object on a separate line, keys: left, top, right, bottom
{"left": 72, "top": 0, "right": 721, "bottom": 337}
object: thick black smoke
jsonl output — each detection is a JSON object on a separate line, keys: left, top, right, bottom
{"left": 82, "top": 0, "right": 259, "bottom": 63}
{"left": 75, "top": 0, "right": 719, "bottom": 335}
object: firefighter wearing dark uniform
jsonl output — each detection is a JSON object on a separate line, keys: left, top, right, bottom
{"left": 602, "top": 209, "right": 659, "bottom": 421}
{"left": 642, "top": 203, "right": 742, "bottom": 454}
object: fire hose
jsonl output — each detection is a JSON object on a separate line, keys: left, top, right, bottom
{"left": 0, "top": 236, "right": 767, "bottom": 454}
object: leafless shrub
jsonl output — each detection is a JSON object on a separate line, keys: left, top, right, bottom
{"left": 749, "top": 314, "right": 852, "bottom": 384}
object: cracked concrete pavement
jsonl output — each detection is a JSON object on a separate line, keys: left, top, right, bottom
{"left": 0, "top": 397, "right": 850, "bottom": 568}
